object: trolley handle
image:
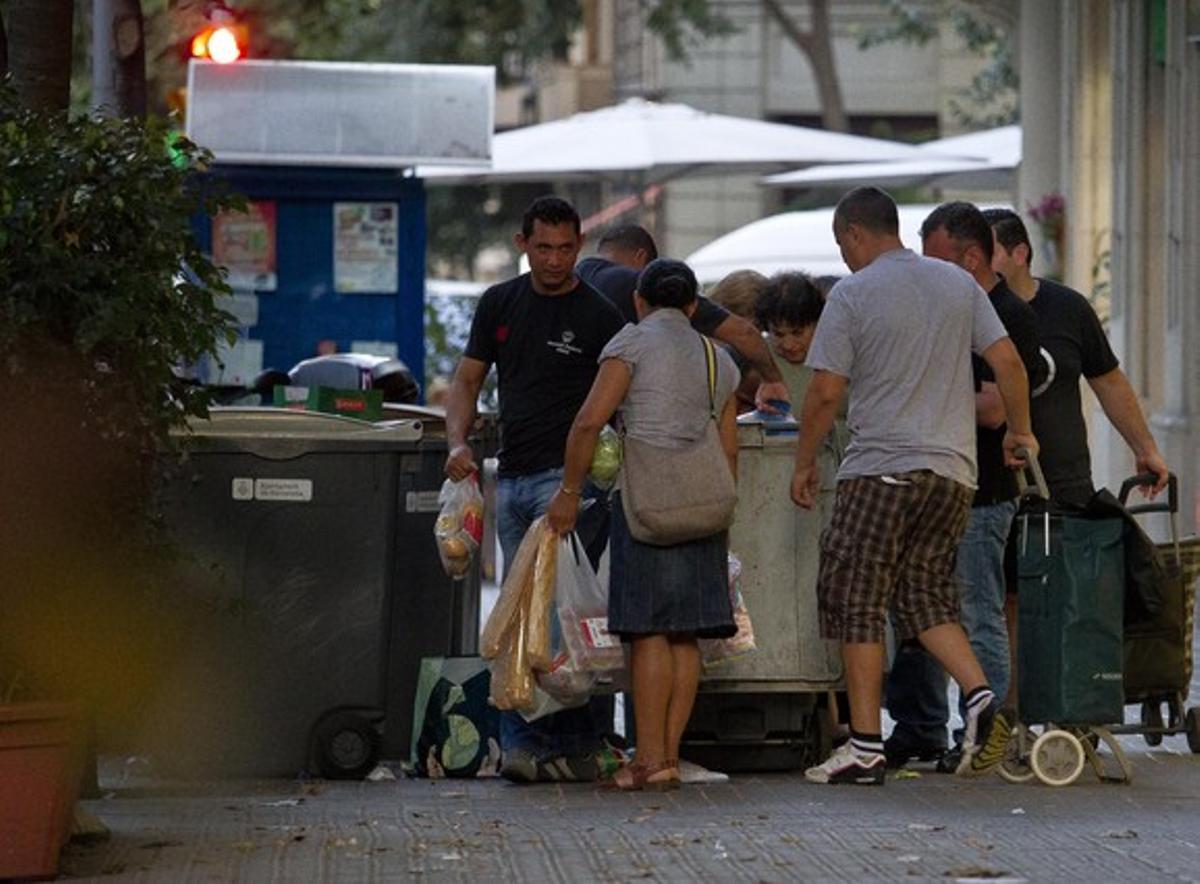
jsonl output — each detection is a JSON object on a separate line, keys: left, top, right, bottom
{"left": 1014, "top": 446, "right": 1049, "bottom": 502}
{"left": 1118, "top": 473, "right": 1177, "bottom": 515}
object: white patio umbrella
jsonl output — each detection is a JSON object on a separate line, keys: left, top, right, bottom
{"left": 762, "top": 125, "right": 1020, "bottom": 192}
{"left": 686, "top": 203, "right": 1010, "bottom": 286}
{"left": 416, "top": 98, "right": 923, "bottom": 184}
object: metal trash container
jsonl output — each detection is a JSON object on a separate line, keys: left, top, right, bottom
{"left": 145, "top": 407, "right": 485, "bottom": 778}
{"left": 681, "top": 414, "right": 843, "bottom": 771}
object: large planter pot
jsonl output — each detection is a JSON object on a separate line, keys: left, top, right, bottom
{"left": 0, "top": 702, "right": 84, "bottom": 880}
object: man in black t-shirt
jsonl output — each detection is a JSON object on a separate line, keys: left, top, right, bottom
{"left": 576, "top": 224, "right": 792, "bottom": 411}
{"left": 884, "top": 203, "right": 1046, "bottom": 770}
{"left": 444, "top": 196, "right": 627, "bottom": 784}
{"left": 982, "top": 209, "right": 1169, "bottom": 506}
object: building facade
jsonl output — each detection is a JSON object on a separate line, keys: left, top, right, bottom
{"left": 1021, "top": 0, "right": 1200, "bottom": 531}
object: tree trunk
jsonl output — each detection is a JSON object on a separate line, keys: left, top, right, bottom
{"left": 92, "top": 0, "right": 147, "bottom": 118}
{"left": 762, "top": 0, "right": 849, "bottom": 132}
{"left": 5, "top": 0, "right": 75, "bottom": 112}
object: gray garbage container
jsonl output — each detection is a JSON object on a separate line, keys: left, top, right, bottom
{"left": 146, "top": 407, "right": 485, "bottom": 778}
{"left": 680, "top": 415, "right": 844, "bottom": 772}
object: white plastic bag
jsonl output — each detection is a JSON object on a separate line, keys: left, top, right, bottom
{"left": 556, "top": 533, "right": 625, "bottom": 674}
{"left": 434, "top": 476, "right": 484, "bottom": 580}
{"left": 699, "top": 553, "right": 757, "bottom": 667}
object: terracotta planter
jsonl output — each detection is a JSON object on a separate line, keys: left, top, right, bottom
{"left": 0, "top": 702, "right": 84, "bottom": 880}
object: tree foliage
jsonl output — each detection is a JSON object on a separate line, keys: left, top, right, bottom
{"left": 0, "top": 81, "right": 239, "bottom": 452}
{"left": 854, "top": 0, "right": 1018, "bottom": 127}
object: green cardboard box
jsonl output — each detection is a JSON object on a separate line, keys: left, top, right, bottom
{"left": 272, "top": 385, "right": 383, "bottom": 420}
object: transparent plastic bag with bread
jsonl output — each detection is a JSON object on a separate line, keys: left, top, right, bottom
{"left": 434, "top": 475, "right": 485, "bottom": 580}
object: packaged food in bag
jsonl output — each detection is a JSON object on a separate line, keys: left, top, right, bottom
{"left": 556, "top": 534, "right": 625, "bottom": 674}
{"left": 480, "top": 517, "right": 544, "bottom": 659}
{"left": 525, "top": 525, "right": 560, "bottom": 670}
{"left": 588, "top": 425, "right": 622, "bottom": 490}
{"left": 434, "top": 476, "right": 485, "bottom": 580}
{"left": 699, "top": 553, "right": 757, "bottom": 667}
{"left": 489, "top": 600, "right": 535, "bottom": 711}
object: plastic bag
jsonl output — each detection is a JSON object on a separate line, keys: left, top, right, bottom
{"left": 481, "top": 517, "right": 544, "bottom": 660}
{"left": 588, "top": 425, "right": 622, "bottom": 490}
{"left": 556, "top": 533, "right": 625, "bottom": 674}
{"left": 434, "top": 476, "right": 484, "bottom": 580}
{"left": 699, "top": 553, "right": 757, "bottom": 667}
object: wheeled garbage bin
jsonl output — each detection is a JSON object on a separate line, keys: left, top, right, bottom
{"left": 680, "top": 413, "right": 843, "bottom": 772}
{"left": 146, "top": 407, "right": 485, "bottom": 778}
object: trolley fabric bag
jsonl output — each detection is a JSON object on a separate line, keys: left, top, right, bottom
{"left": 1017, "top": 509, "right": 1125, "bottom": 725}
{"left": 1116, "top": 475, "right": 1195, "bottom": 699}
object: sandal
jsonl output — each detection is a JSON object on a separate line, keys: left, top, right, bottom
{"left": 663, "top": 758, "right": 682, "bottom": 784}
{"left": 602, "top": 759, "right": 680, "bottom": 792}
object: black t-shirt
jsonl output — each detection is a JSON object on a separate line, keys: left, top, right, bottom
{"left": 1025, "top": 278, "right": 1119, "bottom": 506}
{"left": 464, "top": 273, "right": 627, "bottom": 477}
{"left": 576, "top": 256, "right": 729, "bottom": 336}
{"left": 973, "top": 278, "right": 1045, "bottom": 506}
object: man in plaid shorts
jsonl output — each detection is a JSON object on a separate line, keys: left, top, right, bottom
{"left": 790, "top": 187, "right": 1038, "bottom": 785}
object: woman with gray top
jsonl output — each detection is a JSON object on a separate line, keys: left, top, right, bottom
{"left": 547, "top": 258, "right": 741, "bottom": 791}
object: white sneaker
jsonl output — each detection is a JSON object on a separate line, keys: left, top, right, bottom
{"left": 804, "top": 743, "right": 885, "bottom": 785}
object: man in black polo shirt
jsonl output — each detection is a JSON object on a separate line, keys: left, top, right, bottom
{"left": 576, "top": 224, "right": 792, "bottom": 411}
{"left": 444, "top": 196, "right": 627, "bottom": 784}
{"left": 884, "top": 202, "right": 1047, "bottom": 771}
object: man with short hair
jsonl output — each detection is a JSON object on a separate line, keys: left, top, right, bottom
{"left": 792, "top": 187, "right": 1037, "bottom": 785}
{"left": 983, "top": 209, "right": 1170, "bottom": 505}
{"left": 576, "top": 224, "right": 792, "bottom": 411}
{"left": 444, "top": 196, "right": 626, "bottom": 783}
{"left": 883, "top": 202, "right": 1046, "bottom": 771}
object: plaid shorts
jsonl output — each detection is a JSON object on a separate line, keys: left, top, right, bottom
{"left": 817, "top": 470, "right": 973, "bottom": 643}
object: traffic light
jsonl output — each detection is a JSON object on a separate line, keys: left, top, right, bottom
{"left": 190, "top": 24, "right": 247, "bottom": 64}
{"left": 187, "top": 3, "right": 248, "bottom": 65}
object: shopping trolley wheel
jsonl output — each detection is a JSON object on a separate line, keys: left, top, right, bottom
{"left": 1030, "top": 729, "right": 1085, "bottom": 787}
{"left": 1141, "top": 702, "right": 1164, "bottom": 746}
{"left": 1186, "top": 708, "right": 1200, "bottom": 754}
{"left": 998, "top": 725, "right": 1035, "bottom": 784}
{"left": 311, "top": 710, "right": 382, "bottom": 780}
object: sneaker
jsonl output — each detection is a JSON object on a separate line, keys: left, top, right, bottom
{"left": 537, "top": 753, "right": 600, "bottom": 783}
{"left": 934, "top": 745, "right": 963, "bottom": 774}
{"left": 956, "top": 701, "right": 1014, "bottom": 777}
{"left": 883, "top": 733, "right": 947, "bottom": 769}
{"left": 805, "top": 743, "right": 886, "bottom": 785}
{"left": 500, "top": 747, "right": 540, "bottom": 784}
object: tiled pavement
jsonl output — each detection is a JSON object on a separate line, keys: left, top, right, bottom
{"left": 59, "top": 605, "right": 1200, "bottom": 882}
{"left": 60, "top": 730, "right": 1200, "bottom": 883}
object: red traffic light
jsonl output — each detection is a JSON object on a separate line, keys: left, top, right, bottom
{"left": 191, "top": 25, "right": 244, "bottom": 64}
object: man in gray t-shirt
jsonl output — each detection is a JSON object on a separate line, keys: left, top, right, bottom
{"left": 791, "top": 186, "right": 1038, "bottom": 786}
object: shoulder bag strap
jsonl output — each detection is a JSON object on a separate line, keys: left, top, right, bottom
{"left": 699, "top": 333, "right": 718, "bottom": 419}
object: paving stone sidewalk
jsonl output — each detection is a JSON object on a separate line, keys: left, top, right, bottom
{"left": 61, "top": 733, "right": 1200, "bottom": 883}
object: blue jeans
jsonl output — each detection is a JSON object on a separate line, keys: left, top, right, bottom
{"left": 886, "top": 500, "right": 1017, "bottom": 746}
{"left": 496, "top": 467, "right": 612, "bottom": 759}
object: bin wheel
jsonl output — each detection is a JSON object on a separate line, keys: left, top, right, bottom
{"left": 998, "top": 725, "right": 1035, "bottom": 784}
{"left": 1186, "top": 708, "right": 1200, "bottom": 754}
{"left": 311, "top": 711, "right": 381, "bottom": 780}
{"left": 1030, "top": 729, "right": 1085, "bottom": 787}
{"left": 1141, "top": 701, "right": 1164, "bottom": 746}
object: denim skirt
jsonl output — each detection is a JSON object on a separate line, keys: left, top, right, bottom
{"left": 607, "top": 492, "right": 737, "bottom": 639}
